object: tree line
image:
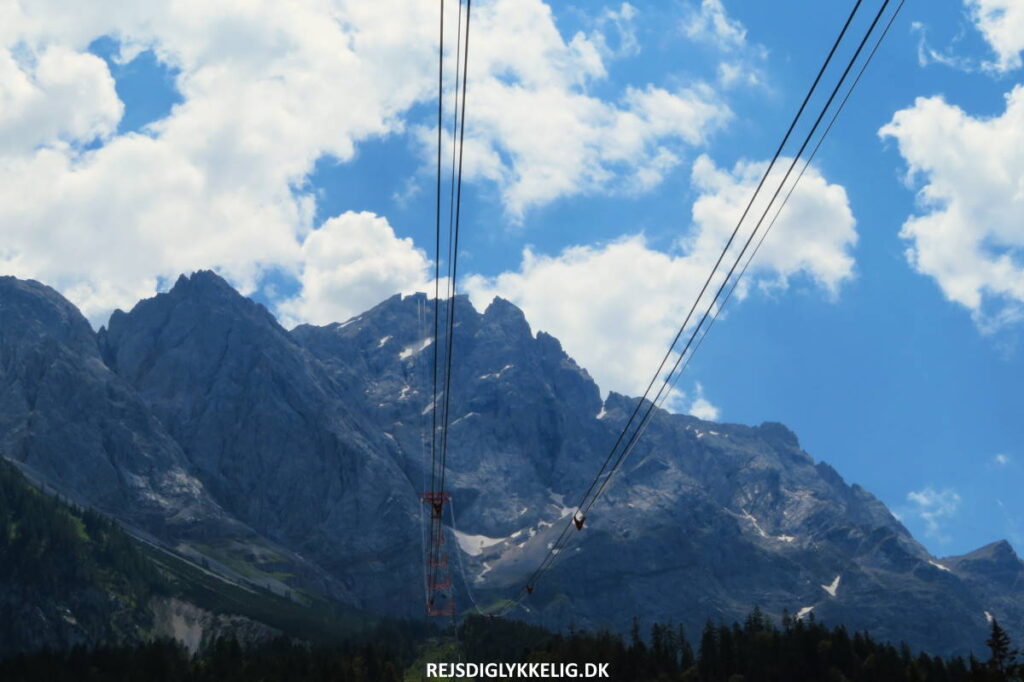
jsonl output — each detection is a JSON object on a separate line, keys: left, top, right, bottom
{"left": 457, "top": 609, "right": 1021, "bottom": 682}
{"left": 1, "top": 609, "right": 1019, "bottom": 681}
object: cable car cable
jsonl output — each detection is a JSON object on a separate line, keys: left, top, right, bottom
{"left": 512, "top": 0, "right": 898, "bottom": 601}
{"left": 565, "top": 0, "right": 865, "bottom": 520}
{"left": 585, "top": 0, "right": 893, "bottom": 516}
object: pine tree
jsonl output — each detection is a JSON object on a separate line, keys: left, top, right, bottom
{"left": 677, "top": 624, "right": 695, "bottom": 672}
{"left": 985, "top": 619, "right": 1020, "bottom": 680}
{"left": 699, "top": 620, "right": 720, "bottom": 680}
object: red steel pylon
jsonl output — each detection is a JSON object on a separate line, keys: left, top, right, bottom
{"left": 421, "top": 491, "right": 455, "bottom": 617}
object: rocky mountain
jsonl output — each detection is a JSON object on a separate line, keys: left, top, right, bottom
{"left": 0, "top": 276, "right": 222, "bottom": 531}
{"left": 1, "top": 271, "right": 1020, "bottom": 657}
{"left": 99, "top": 272, "right": 421, "bottom": 613}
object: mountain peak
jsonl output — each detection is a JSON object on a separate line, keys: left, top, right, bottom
{"left": 484, "top": 295, "right": 520, "bottom": 315}
{"left": 756, "top": 421, "right": 800, "bottom": 449}
{"left": 117, "top": 270, "right": 277, "bottom": 332}
{"left": 949, "top": 539, "right": 1021, "bottom": 565}
{"left": 0, "top": 275, "right": 98, "bottom": 355}
{"left": 168, "top": 270, "right": 240, "bottom": 298}
{"left": 483, "top": 296, "right": 531, "bottom": 334}
{"left": 942, "top": 539, "right": 1023, "bottom": 595}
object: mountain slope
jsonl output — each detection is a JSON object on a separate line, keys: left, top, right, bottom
{"left": 0, "top": 272, "right": 1019, "bottom": 657}
{"left": 294, "top": 288, "right": 1022, "bottom": 656}
{"left": 0, "top": 276, "right": 224, "bottom": 532}
{"left": 0, "top": 456, "right": 168, "bottom": 656}
{"left": 0, "top": 456, "right": 375, "bottom": 655}
{"left": 100, "top": 272, "right": 422, "bottom": 614}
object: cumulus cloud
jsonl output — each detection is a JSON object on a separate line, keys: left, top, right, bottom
{"left": 0, "top": 0, "right": 739, "bottom": 326}
{"left": 423, "top": 0, "right": 732, "bottom": 219}
{"left": 879, "top": 86, "right": 1024, "bottom": 329}
{"left": 689, "top": 155, "right": 857, "bottom": 297}
{"left": 685, "top": 382, "right": 720, "bottom": 420}
{"left": 0, "top": 45, "right": 122, "bottom": 153}
{"left": 968, "top": 0, "right": 1024, "bottom": 73}
{"left": 906, "top": 487, "right": 961, "bottom": 541}
{"left": 465, "top": 155, "right": 856, "bottom": 399}
{"left": 277, "top": 212, "right": 431, "bottom": 327}
{"left": 0, "top": 0, "right": 442, "bottom": 324}
{"left": 993, "top": 453, "right": 1011, "bottom": 467}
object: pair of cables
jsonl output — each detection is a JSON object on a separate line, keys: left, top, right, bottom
{"left": 424, "top": 0, "right": 473, "bottom": 617}
{"left": 503, "top": 0, "right": 906, "bottom": 611}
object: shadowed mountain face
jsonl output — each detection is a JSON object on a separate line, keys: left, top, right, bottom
{"left": 0, "top": 276, "right": 224, "bottom": 530}
{"left": 99, "top": 272, "right": 421, "bottom": 614}
{"left": 1, "top": 272, "right": 1020, "bottom": 656}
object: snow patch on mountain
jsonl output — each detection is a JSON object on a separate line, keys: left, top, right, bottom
{"left": 451, "top": 412, "right": 480, "bottom": 427}
{"left": 453, "top": 529, "right": 505, "bottom": 557}
{"left": 736, "top": 509, "right": 796, "bottom": 544}
{"left": 550, "top": 492, "right": 575, "bottom": 518}
{"left": 822, "top": 575, "right": 841, "bottom": 597}
{"left": 479, "top": 364, "right": 514, "bottom": 380}
{"left": 399, "top": 337, "right": 433, "bottom": 360}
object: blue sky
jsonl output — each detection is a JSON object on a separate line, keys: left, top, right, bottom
{"left": 1, "top": 0, "right": 1021, "bottom": 557}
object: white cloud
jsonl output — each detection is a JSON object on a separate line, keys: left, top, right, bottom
{"left": 682, "top": 0, "right": 766, "bottom": 89}
{"left": 465, "top": 155, "right": 856, "bottom": 399}
{"left": 879, "top": 87, "right": 1024, "bottom": 328}
{"left": 716, "top": 61, "right": 761, "bottom": 89}
{"left": 277, "top": 211, "right": 431, "bottom": 327}
{"left": 685, "top": 382, "right": 720, "bottom": 421}
{"left": 912, "top": 2, "right": 1024, "bottom": 75}
{"left": 993, "top": 453, "right": 1011, "bottom": 467}
{"left": 0, "top": 0, "right": 441, "bottom": 325}
{"left": 689, "top": 155, "right": 857, "bottom": 297}
{"left": 422, "top": 0, "right": 732, "bottom": 219}
{"left": 0, "top": 0, "right": 739, "bottom": 326}
{"left": 910, "top": 21, "right": 976, "bottom": 72}
{"left": 589, "top": 3, "right": 640, "bottom": 60}
{"left": 0, "top": 45, "right": 122, "bottom": 153}
{"left": 682, "top": 0, "right": 747, "bottom": 51}
{"left": 968, "top": 0, "right": 1024, "bottom": 73}
{"left": 906, "top": 486, "right": 961, "bottom": 540}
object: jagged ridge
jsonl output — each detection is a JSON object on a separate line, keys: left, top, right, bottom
{"left": 0, "top": 271, "right": 1020, "bottom": 657}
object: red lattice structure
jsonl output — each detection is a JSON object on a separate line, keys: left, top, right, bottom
{"left": 421, "top": 491, "right": 451, "bottom": 517}
{"left": 421, "top": 491, "right": 455, "bottom": 617}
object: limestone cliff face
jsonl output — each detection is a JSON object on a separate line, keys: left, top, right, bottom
{"left": 0, "top": 276, "right": 224, "bottom": 532}
{"left": 151, "top": 598, "right": 280, "bottom": 653}
{"left": 100, "top": 272, "right": 420, "bottom": 615}
{"left": 2, "top": 272, "right": 1021, "bottom": 657}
